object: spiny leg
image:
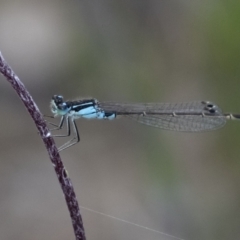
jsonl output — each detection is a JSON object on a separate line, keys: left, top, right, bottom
{"left": 44, "top": 115, "right": 64, "bottom": 129}
{"left": 51, "top": 116, "right": 71, "bottom": 138}
{"left": 48, "top": 116, "right": 65, "bottom": 130}
{"left": 58, "top": 118, "right": 80, "bottom": 152}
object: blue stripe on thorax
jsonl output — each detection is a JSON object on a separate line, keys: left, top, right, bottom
{"left": 69, "top": 100, "right": 116, "bottom": 120}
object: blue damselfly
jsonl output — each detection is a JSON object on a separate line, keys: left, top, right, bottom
{"left": 49, "top": 95, "right": 240, "bottom": 151}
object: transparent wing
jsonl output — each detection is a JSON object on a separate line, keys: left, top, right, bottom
{"left": 126, "top": 114, "right": 226, "bottom": 131}
{"left": 99, "top": 101, "right": 227, "bottom": 132}
{"left": 99, "top": 101, "right": 209, "bottom": 114}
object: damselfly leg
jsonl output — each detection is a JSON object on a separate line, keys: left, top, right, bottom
{"left": 57, "top": 118, "right": 80, "bottom": 151}
{"left": 46, "top": 115, "right": 80, "bottom": 151}
{"left": 48, "top": 116, "right": 70, "bottom": 136}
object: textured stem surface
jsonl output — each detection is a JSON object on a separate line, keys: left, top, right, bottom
{"left": 0, "top": 52, "right": 86, "bottom": 240}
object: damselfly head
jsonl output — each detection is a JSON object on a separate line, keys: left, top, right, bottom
{"left": 50, "top": 95, "right": 70, "bottom": 116}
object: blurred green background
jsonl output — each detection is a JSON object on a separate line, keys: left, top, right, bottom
{"left": 0, "top": 1, "right": 240, "bottom": 240}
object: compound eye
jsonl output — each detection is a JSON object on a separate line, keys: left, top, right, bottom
{"left": 52, "top": 95, "right": 64, "bottom": 104}
{"left": 58, "top": 102, "right": 68, "bottom": 111}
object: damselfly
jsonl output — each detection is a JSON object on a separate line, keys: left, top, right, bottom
{"left": 49, "top": 95, "right": 240, "bottom": 151}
